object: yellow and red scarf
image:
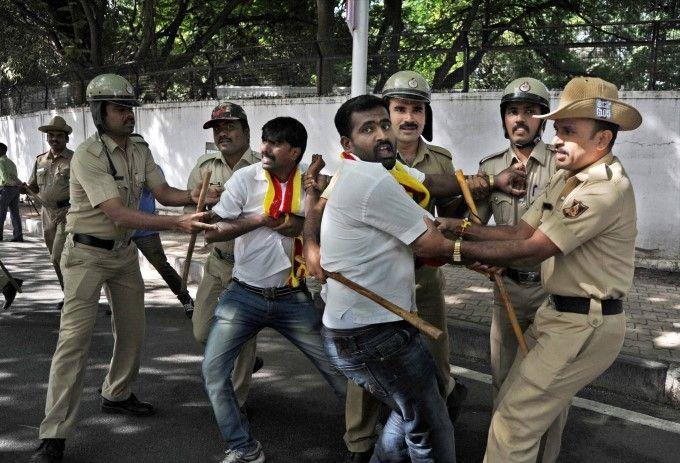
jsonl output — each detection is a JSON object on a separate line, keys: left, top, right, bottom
{"left": 340, "top": 151, "right": 430, "bottom": 208}
{"left": 262, "top": 167, "right": 306, "bottom": 287}
{"left": 341, "top": 151, "right": 443, "bottom": 267}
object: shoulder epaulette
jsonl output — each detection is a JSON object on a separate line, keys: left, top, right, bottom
{"left": 82, "top": 137, "right": 105, "bottom": 158}
{"left": 426, "top": 143, "right": 452, "bottom": 159}
{"left": 479, "top": 148, "right": 507, "bottom": 165}
{"left": 195, "top": 151, "right": 221, "bottom": 166}
{"left": 129, "top": 133, "right": 148, "bottom": 147}
{"left": 36, "top": 151, "right": 49, "bottom": 159}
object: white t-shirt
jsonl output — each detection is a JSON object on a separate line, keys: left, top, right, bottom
{"left": 320, "top": 158, "right": 431, "bottom": 328}
{"left": 212, "top": 162, "right": 307, "bottom": 288}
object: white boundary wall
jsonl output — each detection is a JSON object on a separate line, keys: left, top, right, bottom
{"left": 1, "top": 91, "right": 679, "bottom": 267}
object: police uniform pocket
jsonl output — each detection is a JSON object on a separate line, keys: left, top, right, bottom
{"left": 62, "top": 246, "right": 102, "bottom": 302}
{"left": 519, "top": 307, "right": 594, "bottom": 392}
{"left": 491, "top": 193, "right": 513, "bottom": 225}
{"left": 115, "top": 180, "right": 130, "bottom": 205}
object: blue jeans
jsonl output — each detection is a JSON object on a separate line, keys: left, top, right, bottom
{"left": 202, "top": 281, "right": 346, "bottom": 452}
{"left": 322, "top": 321, "right": 456, "bottom": 463}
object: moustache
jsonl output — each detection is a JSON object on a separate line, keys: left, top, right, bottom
{"left": 399, "top": 123, "right": 419, "bottom": 130}
{"left": 218, "top": 136, "right": 232, "bottom": 143}
{"left": 262, "top": 153, "right": 276, "bottom": 161}
{"left": 373, "top": 141, "right": 395, "bottom": 155}
{"left": 512, "top": 123, "right": 530, "bottom": 133}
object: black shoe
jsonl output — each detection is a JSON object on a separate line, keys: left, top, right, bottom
{"left": 180, "top": 296, "right": 194, "bottom": 319}
{"left": 446, "top": 381, "right": 469, "bottom": 424}
{"left": 30, "top": 438, "right": 64, "bottom": 462}
{"left": 2, "top": 278, "right": 23, "bottom": 310}
{"left": 101, "top": 393, "right": 155, "bottom": 416}
{"left": 345, "top": 449, "right": 373, "bottom": 463}
{"left": 10, "top": 236, "right": 24, "bottom": 242}
{"left": 252, "top": 356, "right": 264, "bottom": 374}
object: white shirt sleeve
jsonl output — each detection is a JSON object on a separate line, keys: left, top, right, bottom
{"left": 361, "top": 175, "right": 432, "bottom": 245}
{"left": 212, "top": 170, "right": 248, "bottom": 219}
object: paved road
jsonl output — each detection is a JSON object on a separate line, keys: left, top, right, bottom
{"left": 2, "top": 237, "right": 680, "bottom": 462}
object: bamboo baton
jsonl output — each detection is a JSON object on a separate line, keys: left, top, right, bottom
{"left": 454, "top": 169, "right": 529, "bottom": 355}
{"left": 181, "top": 170, "right": 212, "bottom": 291}
{"left": 0, "top": 259, "right": 22, "bottom": 293}
{"left": 324, "top": 270, "right": 444, "bottom": 341}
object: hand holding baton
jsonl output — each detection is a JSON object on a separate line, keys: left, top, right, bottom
{"left": 454, "top": 169, "right": 529, "bottom": 355}
{"left": 181, "top": 170, "right": 212, "bottom": 291}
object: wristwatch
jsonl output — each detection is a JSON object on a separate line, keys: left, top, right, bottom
{"left": 453, "top": 238, "right": 463, "bottom": 263}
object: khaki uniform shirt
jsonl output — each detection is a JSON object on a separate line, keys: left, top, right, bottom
{"left": 66, "top": 133, "right": 165, "bottom": 241}
{"left": 397, "top": 139, "right": 455, "bottom": 281}
{"left": 185, "top": 147, "right": 261, "bottom": 258}
{"left": 28, "top": 149, "right": 73, "bottom": 222}
{"left": 477, "top": 141, "right": 556, "bottom": 272}
{"left": 0, "top": 156, "right": 21, "bottom": 186}
{"left": 397, "top": 139, "right": 455, "bottom": 217}
{"left": 522, "top": 153, "right": 637, "bottom": 299}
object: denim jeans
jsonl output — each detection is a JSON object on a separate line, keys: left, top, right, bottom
{"left": 322, "top": 321, "right": 456, "bottom": 463}
{"left": 202, "top": 281, "right": 346, "bottom": 452}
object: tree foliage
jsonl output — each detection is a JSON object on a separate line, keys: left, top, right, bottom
{"left": 0, "top": 0, "right": 676, "bottom": 111}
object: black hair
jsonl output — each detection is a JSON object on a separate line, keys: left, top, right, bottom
{"left": 591, "top": 119, "right": 619, "bottom": 151}
{"left": 0, "top": 142, "right": 6, "bottom": 152}
{"left": 334, "top": 95, "right": 389, "bottom": 138}
{"left": 261, "top": 117, "right": 307, "bottom": 154}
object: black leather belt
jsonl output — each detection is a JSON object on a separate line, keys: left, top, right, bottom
{"left": 233, "top": 278, "right": 305, "bottom": 300}
{"left": 56, "top": 199, "right": 70, "bottom": 208}
{"left": 551, "top": 295, "right": 623, "bottom": 315}
{"left": 73, "top": 233, "right": 130, "bottom": 251}
{"left": 505, "top": 268, "right": 541, "bottom": 284}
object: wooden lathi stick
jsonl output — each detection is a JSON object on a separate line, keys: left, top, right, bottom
{"left": 181, "top": 170, "right": 212, "bottom": 291}
{"left": 454, "top": 169, "right": 529, "bottom": 355}
{"left": 324, "top": 270, "right": 444, "bottom": 341}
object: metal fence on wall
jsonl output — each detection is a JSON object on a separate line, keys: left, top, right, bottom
{"left": 1, "top": 19, "right": 677, "bottom": 115}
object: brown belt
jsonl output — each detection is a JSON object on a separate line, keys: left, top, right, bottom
{"left": 551, "top": 295, "right": 623, "bottom": 315}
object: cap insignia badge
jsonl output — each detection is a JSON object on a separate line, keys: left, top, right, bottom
{"left": 519, "top": 81, "right": 531, "bottom": 92}
{"left": 408, "top": 78, "right": 418, "bottom": 88}
{"left": 596, "top": 99, "right": 612, "bottom": 119}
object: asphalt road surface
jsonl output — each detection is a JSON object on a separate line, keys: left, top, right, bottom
{"left": 2, "top": 237, "right": 680, "bottom": 462}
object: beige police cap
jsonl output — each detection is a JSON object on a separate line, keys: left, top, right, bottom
{"left": 38, "top": 115, "right": 72, "bottom": 135}
{"left": 535, "top": 76, "right": 641, "bottom": 131}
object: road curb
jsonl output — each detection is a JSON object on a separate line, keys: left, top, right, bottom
{"left": 448, "top": 318, "right": 680, "bottom": 409}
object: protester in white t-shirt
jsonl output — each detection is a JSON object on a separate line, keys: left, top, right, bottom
{"left": 202, "top": 117, "right": 346, "bottom": 463}
{"left": 303, "top": 95, "right": 464, "bottom": 463}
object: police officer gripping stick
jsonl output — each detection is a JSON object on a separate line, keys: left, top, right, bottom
{"left": 32, "top": 73, "right": 220, "bottom": 463}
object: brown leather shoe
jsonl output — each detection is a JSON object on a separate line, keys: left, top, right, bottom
{"left": 101, "top": 393, "right": 155, "bottom": 416}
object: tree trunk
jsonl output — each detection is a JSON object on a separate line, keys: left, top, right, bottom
{"left": 315, "top": 0, "right": 335, "bottom": 95}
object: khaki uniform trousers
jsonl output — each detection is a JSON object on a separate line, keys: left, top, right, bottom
{"left": 41, "top": 207, "right": 67, "bottom": 289}
{"left": 491, "top": 278, "right": 566, "bottom": 462}
{"left": 40, "top": 237, "right": 146, "bottom": 438}
{"left": 192, "top": 251, "right": 256, "bottom": 407}
{"left": 344, "top": 266, "right": 451, "bottom": 452}
{"left": 484, "top": 298, "right": 626, "bottom": 463}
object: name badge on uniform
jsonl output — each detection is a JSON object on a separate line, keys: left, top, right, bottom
{"left": 596, "top": 99, "right": 612, "bottom": 120}
{"left": 563, "top": 199, "right": 588, "bottom": 218}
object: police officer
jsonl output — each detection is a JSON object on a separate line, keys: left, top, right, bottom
{"left": 186, "top": 102, "right": 261, "bottom": 409}
{"left": 32, "top": 73, "right": 219, "bottom": 463}
{"left": 0, "top": 142, "right": 23, "bottom": 242}
{"left": 475, "top": 78, "right": 563, "bottom": 461}
{"left": 437, "top": 76, "right": 641, "bottom": 463}
{"left": 25, "top": 116, "right": 74, "bottom": 307}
